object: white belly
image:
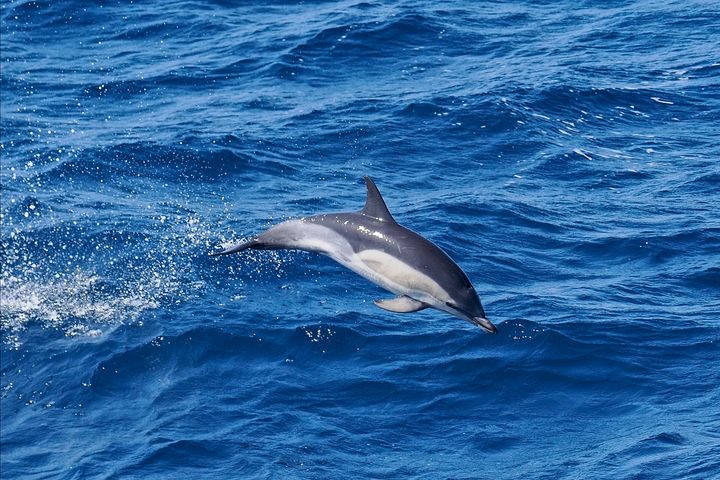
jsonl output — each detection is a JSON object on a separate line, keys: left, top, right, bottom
{"left": 333, "top": 249, "right": 452, "bottom": 308}
{"left": 268, "top": 220, "right": 452, "bottom": 307}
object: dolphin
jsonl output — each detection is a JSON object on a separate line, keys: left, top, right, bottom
{"left": 211, "top": 177, "right": 496, "bottom": 333}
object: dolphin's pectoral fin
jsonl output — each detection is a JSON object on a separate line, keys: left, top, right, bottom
{"left": 373, "top": 296, "right": 429, "bottom": 313}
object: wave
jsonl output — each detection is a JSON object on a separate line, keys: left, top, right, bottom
{"left": 16, "top": 142, "right": 296, "bottom": 185}
{"left": 0, "top": 204, "right": 225, "bottom": 347}
{"left": 287, "top": 13, "right": 445, "bottom": 60}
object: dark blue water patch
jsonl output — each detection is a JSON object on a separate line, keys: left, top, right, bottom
{"left": 676, "top": 171, "right": 720, "bottom": 195}
{"left": 515, "top": 84, "right": 707, "bottom": 132}
{"left": 590, "top": 169, "right": 654, "bottom": 189}
{"left": 1, "top": 321, "right": 157, "bottom": 409}
{"left": 3, "top": 1, "right": 59, "bottom": 29}
{"left": 285, "top": 13, "right": 446, "bottom": 64}
{"left": 678, "top": 266, "right": 720, "bottom": 292}
{"left": 22, "top": 142, "right": 297, "bottom": 186}
{"left": 80, "top": 79, "right": 157, "bottom": 99}
{"left": 134, "top": 439, "right": 233, "bottom": 473}
{"left": 88, "top": 327, "right": 285, "bottom": 399}
{"left": 567, "top": 227, "right": 719, "bottom": 268}
{"left": 210, "top": 57, "right": 268, "bottom": 78}
{"left": 689, "top": 61, "right": 720, "bottom": 82}
{"left": 396, "top": 95, "right": 514, "bottom": 132}
{"left": 79, "top": 66, "right": 243, "bottom": 97}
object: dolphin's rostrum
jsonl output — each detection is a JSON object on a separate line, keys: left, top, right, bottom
{"left": 212, "top": 177, "right": 497, "bottom": 333}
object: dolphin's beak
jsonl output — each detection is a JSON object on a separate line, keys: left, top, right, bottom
{"left": 472, "top": 317, "right": 497, "bottom": 334}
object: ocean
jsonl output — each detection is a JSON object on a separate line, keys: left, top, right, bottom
{"left": 1, "top": 0, "right": 719, "bottom": 478}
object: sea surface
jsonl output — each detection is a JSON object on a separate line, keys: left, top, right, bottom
{"left": 1, "top": 0, "right": 719, "bottom": 478}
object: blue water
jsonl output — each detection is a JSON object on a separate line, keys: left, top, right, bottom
{"left": 2, "top": 0, "right": 720, "bottom": 478}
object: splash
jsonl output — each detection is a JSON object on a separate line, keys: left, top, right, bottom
{"left": 0, "top": 213, "right": 217, "bottom": 348}
{"left": 0, "top": 271, "right": 160, "bottom": 347}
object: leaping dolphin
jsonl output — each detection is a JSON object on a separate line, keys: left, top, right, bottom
{"left": 211, "top": 177, "right": 497, "bottom": 333}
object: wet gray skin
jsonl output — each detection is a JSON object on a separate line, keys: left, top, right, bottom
{"left": 212, "top": 177, "right": 496, "bottom": 333}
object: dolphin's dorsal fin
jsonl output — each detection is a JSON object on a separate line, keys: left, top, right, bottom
{"left": 361, "top": 176, "right": 396, "bottom": 222}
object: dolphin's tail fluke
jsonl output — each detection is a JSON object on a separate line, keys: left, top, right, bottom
{"left": 209, "top": 239, "right": 260, "bottom": 256}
